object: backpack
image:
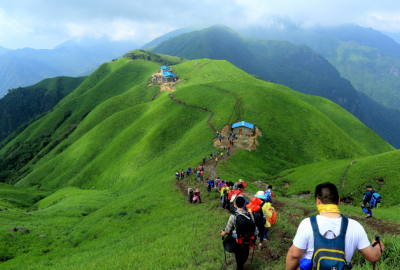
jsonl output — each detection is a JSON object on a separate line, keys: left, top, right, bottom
{"left": 233, "top": 183, "right": 238, "bottom": 190}
{"left": 310, "top": 215, "right": 349, "bottom": 270}
{"left": 265, "top": 190, "right": 272, "bottom": 202}
{"left": 229, "top": 192, "right": 242, "bottom": 213}
{"left": 267, "top": 209, "right": 277, "bottom": 226}
{"left": 252, "top": 202, "right": 266, "bottom": 227}
{"left": 235, "top": 212, "right": 256, "bottom": 246}
{"left": 370, "top": 192, "right": 382, "bottom": 208}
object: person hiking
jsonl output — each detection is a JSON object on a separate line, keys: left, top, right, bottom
{"left": 215, "top": 178, "right": 221, "bottom": 190}
{"left": 199, "top": 165, "right": 203, "bottom": 171}
{"left": 213, "top": 153, "right": 216, "bottom": 159}
{"left": 200, "top": 170, "right": 204, "bottom": 181}
{"left": 188, "top": 188, "right": 194, "bottom": 203}
{"left": 194, "top": 167, "right": 197, "bottom": 174}
{"left": 215, "top": 157, "right": 218, "bottom": 163}
{"left": 175, "top": 171, "right": 180, "bottom": 181}
{"left": 197, "top": 170, "right": 201, "bottom": 181}
{"left": 186, "top": 167, "right": 191, "bottom": 177}
{"left": 265, "top": 185, "right": 276, "bottom": 203}
{"left": 227, "top": 149, "right": 230, "bottom": 156}
{"left": 207, "top": 178, "right": 214, "bottom": 192}
{"left": 181, "top": 170, "right": 185, "bottom": 180}
{"left": 251, "top": 191, "right": 274, "bottom": 250}
{"left": 228, "top": 144, "right": 231, "bottom": 150}
{"left": 193, "top": 189, "right": 202, "bottom": 203}
{"left": 362, "top": 185, "right": 380, "bottom": 219}
{"left": 221, "top": 152, "right": 224, "bottom": 158}
{"left": 202, "top": 156, "right": 206, "bottom": 165}
{"left": 221, "top": 182, "right": 233, "bottom": 209}
{"left": 286, "top": 182, "right": 385, "bottom": 270}
{"left": 230, "top": 184, "right": 245, "bottom": 213}
{"left": 221, "top": 196, "right": 257, "bottom": 270}
{"left": 218, "top": 149, "right": 220, "bottom": 155}
{"left": 210, "top": 153, "right": 213, "bottom": 160}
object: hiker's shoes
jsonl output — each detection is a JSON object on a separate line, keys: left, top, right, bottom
{"left": 365, "top": 214, "right": 372, "bottom": 219}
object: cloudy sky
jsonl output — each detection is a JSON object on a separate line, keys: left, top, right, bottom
{"left": 1, "top": 0, "right": 400, "bottom": 49}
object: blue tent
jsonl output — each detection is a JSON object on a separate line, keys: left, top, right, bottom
{"left": 163, "top": 71, "right": 177, "bottom": 78}
{"left": 232, "top": 121, "right": 254, "bottom": 129}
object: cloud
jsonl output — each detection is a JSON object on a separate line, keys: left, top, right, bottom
{"left": 1, "top": 0, "right": 400, "bottom": 49}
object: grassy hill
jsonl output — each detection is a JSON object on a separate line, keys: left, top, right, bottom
{"left": 0, "top": 76, "right": 85, "bottom": 144}
{"left": 0, "top": 51, "right": 396, "bottom": 269}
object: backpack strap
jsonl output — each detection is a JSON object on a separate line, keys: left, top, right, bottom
{"left": 339, "top": 215, "right": 349, "bottom": 236}
{"left": 310, "top": 216, "right": 319, "bottom": 234}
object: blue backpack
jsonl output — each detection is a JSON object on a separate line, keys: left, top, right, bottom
{"left": 310, "top": 215, "right": 349, "bottom": 270}
{"left": 370, "top": 192, "right": 382, "bottom": 208}
{"left": 265, "top": 190, "right": 272, "bottom": 202}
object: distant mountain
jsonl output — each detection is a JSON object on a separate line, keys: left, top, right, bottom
{"left": 0, "top": 40, "right": 139, "bottom": 98}
{"left": 0, "top": 76, "right": 85, "bottom": 144}
{"left": 0, "top": 45, "right": 12, "bottom": 55}
{"left": 381, "top": 31, "right": 400, "bottom": 44}
{"left": 141, "top": 27, "right": 197, "bottom": 49}
{"left": 152, "top": 25, "right": 364, "bottom": 119}
{"left": 236, "top": 24, "right": 400, "bottom": 148}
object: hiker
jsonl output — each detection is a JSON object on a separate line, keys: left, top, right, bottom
{"left": 265, "top": 185, "right": 276, "bottom": 203}
{"left": 221, "top": 182, "right": 233, "bottom": 209}
{"left": 228, "top": 144, "right": 231, "bottom": 150}
{"left": 213, "top": 153, "right": 216, "bottom": 159}
{"left": 200, "top": 170, "right": 204, "bottom": 181}
{"left": 197, "top": 170, "right": 201, "bottom": 181}
{"left": 230, "top": 184, "right": 245, "bottom": 213}
{"left": 188, "top": 188, "right": 194, "bottom": 203}
{"left": 227, "top": 149, "right": 230, "bottom": 156}
{"left": 181, "top": 170, "right": 185, "bottom": 180}
{"left": 215, "top": 157, "right": 218, "bottom": 163}
{"left": 221, "top": 196, "right": 256, "bottom": 270}
{"left": 194, "top": 167, "right": 197, "bottom": 174}
{"left": 199, "top": 165, "right": 203, "bottom": 171}
{"left": 175, "top": 171, "right": 180, "bottom": 181}
{"left": 210, "top": 153, "right": 213, "bottom": 160}
{"left": 221, "top": 152, "right": 224, "bottom": 158}
{"left": 218, "top": 149, "right": 220, "bottom": 155}
{"left": 207, "top": 178, "right": 214, "bottom": 192}
{"left": 186, "top": 167, "right": 191, "bottom": 177}
{"left": 215, "top": 178, "right": 221, "bottom": 190}
{"left": 250, "top": 191, "right": 274, "bottom": 250}
{"left": 362, "top": 185, "right": 380, "bottom": 218}
{"left": 193, "top": 189, "right": 202, "bottom": 203}
{"left": 203, "top": 156, "right": 206, "bottom": 165}
{"left": 219, "top": 136, "right": 222, "bottom": 142}
{"left": 286, "top": 182, "right": 385, "bottom": 270}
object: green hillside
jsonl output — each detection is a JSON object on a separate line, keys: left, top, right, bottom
{"left": 0, "top": 76, "right": 85, "bottom": 144}
{"left": 0, "top": 52, "right": 396, "bottom": 269}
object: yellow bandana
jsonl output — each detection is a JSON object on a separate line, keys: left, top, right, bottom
{"left": 317, "top": 204, "right": 340, "bottom": 214}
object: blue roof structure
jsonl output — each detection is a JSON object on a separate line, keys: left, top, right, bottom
{"left": 163, "top": 71, "right": 177, "bottom": 78}
{"left": 232, "top": 121, "right": 254, "bottom": 129}
{"left": 160, "top": 66, "right": 170, "bottom": 70}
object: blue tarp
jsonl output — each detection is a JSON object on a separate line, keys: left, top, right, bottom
{"left": 163, "top": 71, "right": 177, "bottom": 78}
{"left": 160, "top": 66, "right": 170, "bottom": 70}
{"left": 232, "top": 121, "right": 254, "bottom": 129}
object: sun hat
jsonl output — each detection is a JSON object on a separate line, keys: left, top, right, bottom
{"left": 254, "top": 191, "right": 267, "bottom": 200}
{"left": 366, "top": 185, "right": 372, "bottom": 188}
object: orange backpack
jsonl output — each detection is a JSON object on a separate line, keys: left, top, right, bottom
{"left": 267, "top": 209, "right": 277, "bottom": 226}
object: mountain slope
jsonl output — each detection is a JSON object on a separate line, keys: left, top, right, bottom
{"left": 0, "top": 76, "right": 85, "bottom": 144}
{"left": 141, "top": 27, "right": 197, "bottom": 50}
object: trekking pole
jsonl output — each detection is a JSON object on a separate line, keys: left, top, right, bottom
{"left": 221, "top": 234, "right": 228, "bottom": 266}
{"left": 251, "top": 242, "right": 255, "bottom": 263}
{"left": 372, "top": 235, "right": 382, "bottom": 270}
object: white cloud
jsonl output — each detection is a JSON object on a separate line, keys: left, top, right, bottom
{"left": 1, "top": 0, "right": 400, "bottom": 49}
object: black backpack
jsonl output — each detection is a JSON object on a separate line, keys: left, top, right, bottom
{"left": 252, "top": 202, "right": 266, "bottom": 227}
{"left": 235, "top": 212, "right": 256, "bottom": 245}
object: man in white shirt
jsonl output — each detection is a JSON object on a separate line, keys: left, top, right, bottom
{"left": 286, "top": 182, "right": 385, "bottom": 270}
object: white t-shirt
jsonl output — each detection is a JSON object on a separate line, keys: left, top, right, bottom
{"left": 293, "top": 215, "right": 370, "bottom": 262}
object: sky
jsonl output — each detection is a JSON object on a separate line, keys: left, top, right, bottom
{"left": 1, "top": 0, "right": 400, "bottom": 49}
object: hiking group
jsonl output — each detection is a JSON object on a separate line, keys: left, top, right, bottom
{"left": 218, "top": 180, "right": 277, "bottom": 269}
